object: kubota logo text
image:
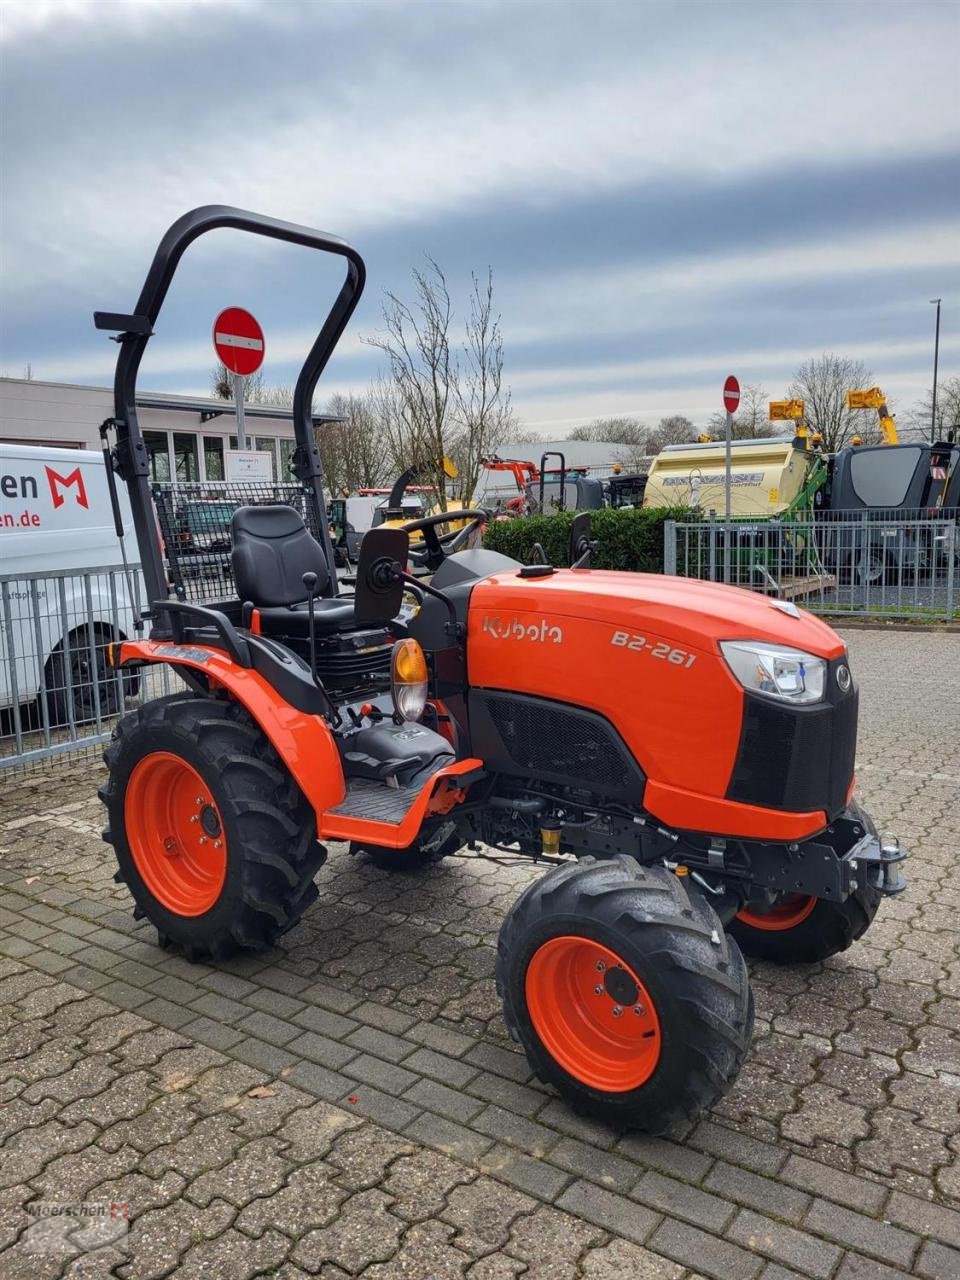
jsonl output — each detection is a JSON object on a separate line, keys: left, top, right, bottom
{"left": 482, "top": 616, "right": 563, "bottom": 644}
{"left": 45, "top": 466, "right": 88, "bottom": 510}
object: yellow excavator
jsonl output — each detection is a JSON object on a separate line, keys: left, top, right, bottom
{"left": 847, "top": 387, "right": 898, "bottom": 445}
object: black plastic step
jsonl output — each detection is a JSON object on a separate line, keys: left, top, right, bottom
{"left": 328, "top": 778, "right": 421, "bottom": 824}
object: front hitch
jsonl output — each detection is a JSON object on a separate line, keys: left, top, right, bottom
{"left": 729, "top": 804, "right": 908, "bottom": 903}
{"left": 845, "top": 834, "right": 908, "bottom": 897}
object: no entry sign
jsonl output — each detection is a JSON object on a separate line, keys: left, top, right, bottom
{"left": 723, "top": 375, "right": 740, "bottom": 415}
{"left": 213, "top": 307, "right": 265, "bottom": 377}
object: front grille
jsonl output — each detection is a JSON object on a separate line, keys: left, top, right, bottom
{"left": 727, "top": 659, "right": 858, "bottom": 816}
{"left": 472, "top": 691, "right": 645, "bottom": 800}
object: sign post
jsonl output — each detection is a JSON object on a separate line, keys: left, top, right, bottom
{"left": 722, "top": 375, "right": 740, "bottom": 584}
{"left": 213, "top": 307, "right": 265, "bottom": 452}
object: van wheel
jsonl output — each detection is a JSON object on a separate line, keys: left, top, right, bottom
{"left": 497, "top": 857, "right": 753, "bottom": 1134}
{"left": 99, "top": 694, "right": 327, "bottom": 959}
{"left": 44, "top": 628, "right": 135, "bottom": 726}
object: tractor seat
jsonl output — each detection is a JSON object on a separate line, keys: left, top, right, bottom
{"left": 230, "top": 504, "right": 356, "bottom": 636}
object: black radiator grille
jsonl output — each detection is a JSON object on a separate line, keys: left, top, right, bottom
{"left": 474, "top": 692, "right": 645, "bottom": 799}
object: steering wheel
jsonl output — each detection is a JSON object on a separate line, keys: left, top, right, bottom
{"left": 399, "top": 509, "right": 488, "bottom": 572}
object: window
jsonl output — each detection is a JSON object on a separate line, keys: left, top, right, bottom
{"left": 203, "top": 436, "right": 224, "bottom": 481}
{"left": 255, "top": 437, "right": 278, "bottom": 479}
{"left": 172, "top": 433, "right": 199, "bottom": 481}
{"left": 849, "top": 447, "right": 924, "bottom": 508}
{"left": 143, "top": 431, "right": 170, "bottom": 482}
{"left": 279, "top": 437, "right": 297, "bottom": 479}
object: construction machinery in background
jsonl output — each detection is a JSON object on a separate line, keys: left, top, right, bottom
{"left": 847, "top": 387, "right": 899, "bottom": 445}
{"left": 330, "top": 457, "right": 480, "bottom": 566}
{"left": 480, "top": 452, "right": 604, "bottom": 516}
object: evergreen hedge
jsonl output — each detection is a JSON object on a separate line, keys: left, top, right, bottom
{"left": 482, "top": 506, "right": 694, "bottom": 573}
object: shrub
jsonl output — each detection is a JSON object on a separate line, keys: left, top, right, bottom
{"left": 482, "top": 506, "right": 694, "bottom": 573}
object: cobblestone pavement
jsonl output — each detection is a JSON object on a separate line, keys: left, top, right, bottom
{"left": 1, "top": 629, "right": 958, "bottom": 1280}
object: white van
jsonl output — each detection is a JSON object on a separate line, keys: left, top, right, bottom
{"left": 0, "top": 443, "right": 142, "bottom": 723}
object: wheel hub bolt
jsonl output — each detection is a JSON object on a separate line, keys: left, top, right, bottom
{"left": 594, "top": 985, "right": 604, "bottom": 995}
{"left": 196, "top": 796, "right": 204, "bottom": 805}
{"left": 214, "top": 840, "right": 222, "bottom": 849}
{"left": 634, "top": 1004, "right": 645, "bottom": 1015}
{"left": 190, "top": 815, "right": 199, "bottom": 824}
{"left": 595, "top": 960, "right": 605, "bottom": 972}
{"left": 163, "top": 837, "right": 176, "bottom": 852}
{"left": 612, "top": 1006, "right": 623, "bottom": 1017}
{"left": 199, "top": 837, "right": 207, "bottom": 845}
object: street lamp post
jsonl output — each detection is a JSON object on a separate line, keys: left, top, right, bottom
{"left": 931, "top": 298, "right": 942, "bottom": 443}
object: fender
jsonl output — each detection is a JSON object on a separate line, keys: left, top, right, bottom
{"left": 116, "top": 639, "right": 346, "bottom": 829}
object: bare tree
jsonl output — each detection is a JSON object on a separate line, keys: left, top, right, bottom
{"left": 564, "top": 417, "right": 651, "bottom": 470}
{"left": 905, "top": 375, "right": 960, "bottom": 441}
{"left": 314, "top": 392, "right": 394, "bottom": 496}
{"left": 787, "top": 354, "right": 878, "bottom": 452}
{"left": 647, "top": 414, "right": 697, "bottom": 453}
{"left": 365, "top": 257, "right": 455, "bottom": 507}
{"left": 210, "top": 363, "right": 293, "bottom": 407}
{"left": 706, "top": 383, "right": 779, "bottom": 441}
{"left": 452, "top": 269, "right": 515, "bottom": 501}
{"left": 509, "top": 427, "right": 544, "bottom": 445}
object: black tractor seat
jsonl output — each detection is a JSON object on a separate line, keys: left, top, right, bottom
{"left": 230, "top": 504, "right": 356, "bottom": 637}
{"left": 255, "top": 598, "right": 357, "bottom": 637}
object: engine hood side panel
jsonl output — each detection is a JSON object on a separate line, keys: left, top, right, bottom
{"left": 467, "top": 571, "right": 850, "bottom": 837}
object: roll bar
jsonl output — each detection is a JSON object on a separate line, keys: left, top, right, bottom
{"left": 95, "top": 205, "right": 366, "bottom": 610}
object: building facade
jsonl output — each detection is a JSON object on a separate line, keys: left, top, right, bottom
{"left": 0, "top": 377, "right": 313, "bottom": 483}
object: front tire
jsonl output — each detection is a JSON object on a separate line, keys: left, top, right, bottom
{"left": 496, "top": 857, "right": 753, "bottom": 1134}
{"left": 99, "top": 694, "right": 327, "bottom": 959}
{"left": 729, "top": 883, "right": 882, "bottom": 964}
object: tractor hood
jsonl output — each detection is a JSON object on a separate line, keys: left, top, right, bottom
{"left": 469, "top": 569, "right": 845, "bottom": 660}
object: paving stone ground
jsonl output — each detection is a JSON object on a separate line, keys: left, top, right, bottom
{"left": 0, "top": 628, "right": 958, "bottom": 1280}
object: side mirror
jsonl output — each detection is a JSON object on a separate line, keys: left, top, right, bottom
{"left": 569, "top": 512, "right": 597, "bottom": 568}
{"left": 354, "top": 528, "right": 410, "bottom": 625}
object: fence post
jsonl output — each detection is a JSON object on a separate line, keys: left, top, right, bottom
{"left": 947, "top": 523, "right": 956, "bottom": 622}
{"left": 663, "top": 521, "right": 677, "bottom": 576}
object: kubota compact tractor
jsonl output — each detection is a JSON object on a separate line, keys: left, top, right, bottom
{"left": 96, "top": 208, "right": 906, "bottom": 1133}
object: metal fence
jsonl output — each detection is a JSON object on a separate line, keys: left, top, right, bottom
{"left": 0, "top": 563, "right": 178, "bottom": 772}
{"left": 665, "top": 509, "right": 957, "bottom": 620}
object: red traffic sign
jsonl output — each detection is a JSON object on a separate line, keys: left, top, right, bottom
{"left": 723, "top": 375, "right": 740, "bottom": 414}
{"left": 213, "top": 307, "right": 265, "bottom": 377}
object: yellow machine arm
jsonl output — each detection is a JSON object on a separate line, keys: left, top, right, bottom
{"left": 847, "top": 388, "right": 898, "bottom": 445}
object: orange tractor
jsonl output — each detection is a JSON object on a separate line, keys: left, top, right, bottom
{"left": 96, "top": 208, "right": 905, "bottom": 1132}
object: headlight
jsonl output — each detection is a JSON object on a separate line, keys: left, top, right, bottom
{"left": 391, "top": 638, "right": 428, "bottom": 721}
{"left": 720, "top": 640, "right": 826, "bottom": 705}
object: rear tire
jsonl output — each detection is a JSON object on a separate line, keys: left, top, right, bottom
{"left": 496, "top": 857, "right": 753, "bottom": 1134}
{"left": 729, "top": 884, "right": 882, "bottom": 964}
{"left": 99, "top": 693, "right": 326, "bottom": 959}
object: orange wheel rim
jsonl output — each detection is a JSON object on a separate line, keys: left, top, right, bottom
{"left": 525, "top": 937, "right": 661, "bottom": 1092}
{"left": 124, "top": 751, "right": 226, "bottom": 917}
{"left": 736, "top": 894, "right": 817, "bottom": 931}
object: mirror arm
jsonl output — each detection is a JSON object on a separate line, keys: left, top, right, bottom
{"left": 390, "top": 564, "right": 462, "bottom": 641}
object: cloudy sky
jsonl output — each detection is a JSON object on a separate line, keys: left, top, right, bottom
{"left": 1, "top": 0, "right": 958, "bottom": 432}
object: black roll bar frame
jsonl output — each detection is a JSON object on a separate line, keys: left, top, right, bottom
{"left": 95, "top": 204, "right": 366, "bottom": 618}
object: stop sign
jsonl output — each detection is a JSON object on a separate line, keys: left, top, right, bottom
{"left": 213, "top": 307, "right": 265, "bottom": 377}
{"left": 723, "top": 375, "right": 740, "bottom": 414}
